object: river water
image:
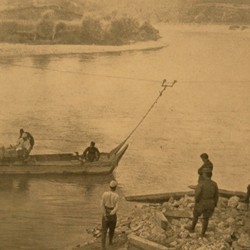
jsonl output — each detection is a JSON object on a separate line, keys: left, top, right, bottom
{"left": 0, "top": 25, "right": 249, "bottom": 249}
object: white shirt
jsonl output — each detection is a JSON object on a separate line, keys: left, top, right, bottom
{"left": 101, "top": 191, "right": 119, "bottom": 215}
{"left": 16, "top": 138, "right": 31, "bottom": 151}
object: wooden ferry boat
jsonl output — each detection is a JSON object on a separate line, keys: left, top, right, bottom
{"left": 0, "top": 142, "right": 128, "bottom": 175}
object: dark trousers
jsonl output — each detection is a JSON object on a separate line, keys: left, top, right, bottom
{"left": 17, "top": 149, "right": 29, "bottom": 160}
{"left": 191, "top": 207, "right": 214, "bottom": 235}
{"left": 101, "top": 214, "right": 117, "bottom": 249}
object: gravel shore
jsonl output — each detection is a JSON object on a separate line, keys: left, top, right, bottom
{"left": 0, "top": 40, "right": 167, "bottom": 57}
{"left": 73, "top": 195, "right": 250, "bottom": 250}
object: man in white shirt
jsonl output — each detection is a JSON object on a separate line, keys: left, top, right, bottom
{"left": 15, "top": 132, "right": 31, "bottom": 159}
{"left": 101, "top": 180, "right": 119, "bottom": 250}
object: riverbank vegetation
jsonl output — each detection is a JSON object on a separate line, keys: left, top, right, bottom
{"left": 0, "top": 6, "right": 160, "bottom": 45}
{"left": 1, "top": 0, "right": 250, "bottom": 45}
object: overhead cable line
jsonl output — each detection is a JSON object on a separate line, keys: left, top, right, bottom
{"left": 0, "top": 61, "right": 160, "bottom": 83}
{"left": 0, "top": 61, "right": 250, "bottom": 83}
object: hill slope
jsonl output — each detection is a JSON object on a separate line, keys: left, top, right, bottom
{"left": 0, "top": 0, "right": 250, "bottom": 24}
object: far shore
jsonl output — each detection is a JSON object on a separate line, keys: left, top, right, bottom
{"left": 0, "top": 23, "right": 249, "bottom": 58}
{"left": 0, "top": 40, "right": 167, "bottom": 57}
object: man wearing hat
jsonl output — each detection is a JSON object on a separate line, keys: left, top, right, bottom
{"left": 185, "top": 169, "right": 219, "bottom": 237}
{"left": 101, "top": 180, "right": 119, "bottom": 250}
{"left": 198, "top": 153, "right": 213, "bottom": 182}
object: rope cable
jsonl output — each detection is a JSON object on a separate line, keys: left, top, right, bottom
{"left": 123, "top": 79, "right": 177, "bottom": 143}
{"left": 0, "top": 61, "right": 250, "bottom": 83}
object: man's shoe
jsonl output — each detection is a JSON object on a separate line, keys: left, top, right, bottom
{"left": 200, "top": 233, "right": 206, "bottom": 238}
{"left": 184, "top": 225, "right": 195, "bottom": 233}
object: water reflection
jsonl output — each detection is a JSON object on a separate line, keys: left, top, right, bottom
{"left": 0, "top": 176, "right": 29, "bottom": 193}
{"left": 0, "top": 57, "right": 21, "bottom": 68}
{"left": 16, "top": 176, "right": 30, "bottom": 192}
{"left": 0, "top": 176, "right": 14, "bottom": 191}
{"left": 78, "top": 54, "right": 96, "bottom": 63}
{"left": 0, "top": 174, "right": 115, "bottom": 194}
{"left": 31, "top": 55, "right": 51, "bottom": 69}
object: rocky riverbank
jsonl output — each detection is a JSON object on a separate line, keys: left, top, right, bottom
{"left": 73, "top": 194, "right": 250, "bottom": 250}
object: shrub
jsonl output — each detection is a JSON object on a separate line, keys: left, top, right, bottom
{"left": 41, "top": 10, "right": 56, "bottom": 20}
{"left": 137, "top": 21, "right": 160, "bottom": 41}
{"left": 0, "top": 21, "right": 20, "bottom": 42}
{"left": 36, "top": 19, "right": 55, "bottom": 40}
{"left": 0, "top": 21, "right": 19, "bottom": 35}
{"left": 54, "top": 22, "right": 66, "bottom": 39}
{"left": 109, "top": 17, "right": 140, "bottom": 43}
{"left": 80, "top": 17, "right": 104, "bottom": 44}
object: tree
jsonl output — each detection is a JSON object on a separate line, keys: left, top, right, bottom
{"left": 109, "top": 17, "right": 140, "bottom": 44}
{"left": 80, "top": 17, "right": 103, "bottom": 44}
{"left": 36, "top": 10, "right": 56, "bottom": 40}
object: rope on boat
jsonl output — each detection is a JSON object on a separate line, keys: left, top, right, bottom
{"left": 109, "top": 79, "right": 177, "bottom": 155}
{"left": 123, "top": 79, "right": 177, "bottom": 143}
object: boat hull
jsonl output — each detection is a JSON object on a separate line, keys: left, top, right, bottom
{"left": 188, "top": 185, "right": 246, "bottom": 200}
{"left": 126, "top": 185, "right": 247, "bottom": 203}
{"left": 125, "top": 191, "right": 194, "bottom": 203}
{"left": 0, "top": 144, "right": 128, "bottom": 175}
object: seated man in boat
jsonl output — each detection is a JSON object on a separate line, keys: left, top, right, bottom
{"left": 198, "top": 153, "right": 213, "bottom": 182}
{"left": 19, "top": 129, "right": 35, "bottom": 154}
{"left": 82, "top": 141, "right": 100, "bottom": 162}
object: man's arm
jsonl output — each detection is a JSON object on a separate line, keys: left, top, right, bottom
{"left": 195, "top": 183, "right": 202, "bottom": 203}
{"left": 95, "top": 148, "right": 100, "bottom": 160}
{"left": 110, "top": 196, "right": 119, "bottom": 215}
{"left": 101, "top": 193, "right": 106, "bottom": 215}
{"left": 214, "top": 183, "right": 219, "bottom": 207}
{"left": 82, "top": 147, "right": 89, "bottom": 158}
{"left": 198, "top": 166, "right": 203, "bottom": 175}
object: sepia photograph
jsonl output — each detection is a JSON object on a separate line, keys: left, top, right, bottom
{"left": 0, "top": 0, "right": 249, "bottom": 249}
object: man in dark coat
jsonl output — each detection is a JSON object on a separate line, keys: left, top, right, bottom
{"left": 198, "top": 153, "right": 213, "bottom": 182}
{"left": 82, "top": 141, "right": 100, "bottom": 162}
{"left": 185, "top": 169, "right": 219, "bottom": 237}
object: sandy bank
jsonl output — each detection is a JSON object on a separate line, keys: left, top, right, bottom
{"left": 0, "top": 40, "right": 167, "bottom": 57}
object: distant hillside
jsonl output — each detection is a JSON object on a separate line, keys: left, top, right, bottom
{"left": 83, "top": 0, "right": 250, "bottom": 24}
{"left": 0, "top": 5, "right": 82, "bottom": 21}
{"left": 0, "top": 0, "right": 250, "bottom": 24}
{"left": 0, "top": 0, "right": 83, "bottom": 20}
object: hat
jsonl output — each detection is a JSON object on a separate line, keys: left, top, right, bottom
{"left": 200, "top": 153, "right": 208, "bottom": 159}
{"left": 109, "top": 180, "right": 117, "bottom": 188}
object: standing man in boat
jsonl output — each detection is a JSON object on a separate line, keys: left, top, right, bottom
{"left": 101, "top": 180, "right": 119, "bottom": 250}
{"left": 19, "top": 129, "right": 35, "bottom": 154}
{"left": 185, "top": 169, "right": 219, "bottom": 237}
{"left": 15, "top": 132, "right": 32, "bottom": 159}
{"left": 198, "top": 153, "right": 213, "bottom": 182}
{"left": 82, "top": 141, "right": 100, "bottom": 162}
